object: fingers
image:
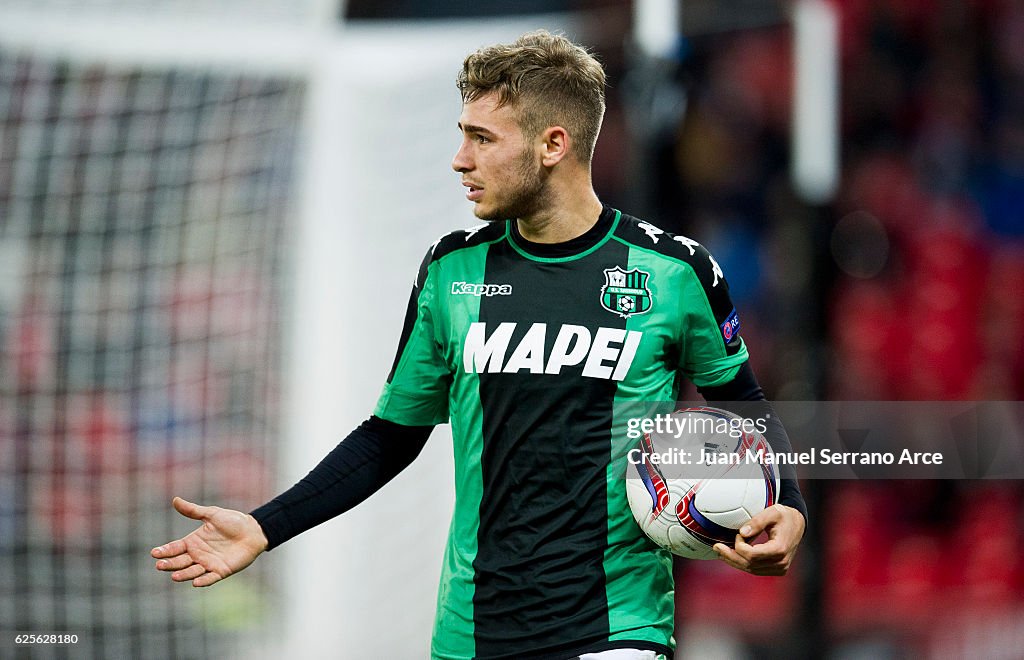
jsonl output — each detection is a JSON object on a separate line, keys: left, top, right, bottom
{"left": 714, "top": 543, "right": 789, "bottom": 575}
{"left": 171, "top": 563, "right": 207, "bottom": 583}
{"left": 153, "top": 548, "right": 227, "bottom": 586}
{"left": 713, "top": 543, "right": 749, "bottom": 573}
{"left": 192, "top": 572, "right": 223, "bottom": 588}
{"left": 712, "top": 503, "right": 805, "bottom": 576}
{"left": 714, "top": 533, "right": 791, "bottom": 576}
{"left": 739, "top": 504, "right": 782, "bottom": 539}
{"left": 734, "top": 535, "right": 786, "bottom": 565}
{"left": 172, "top": 496, "right": 214, "bottom": 521}
{"left": 737, "top": 532, "right": 782, "bottom": 556}
{"left": 151, "top": 539, "right": 187, "bottom": 558}
{"left": 155, "top": 554, "right": 194, "bottom": 572}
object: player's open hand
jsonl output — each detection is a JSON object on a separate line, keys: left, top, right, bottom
{"left": 151, "top": 497, "right": 269, "bottom": 587}
{"left": 712, "top": 503, "right": 805, "bottom": 576}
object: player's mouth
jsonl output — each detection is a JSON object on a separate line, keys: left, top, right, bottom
{"left": 463, "top": 181, "right": 484, "bottom": 202}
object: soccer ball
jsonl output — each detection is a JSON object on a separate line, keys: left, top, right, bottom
{"left": 617, "top": 296, "right": 634, "bottom": 312}
{"left": 625, "top": 407, "right": 779, "bottom": 560}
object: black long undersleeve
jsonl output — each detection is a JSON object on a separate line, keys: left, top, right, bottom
{"left": 698, "top": 361, "right": 808, "bottom": 523}
{"left": 251, "top": 416, "right": 434, "bottom": 550}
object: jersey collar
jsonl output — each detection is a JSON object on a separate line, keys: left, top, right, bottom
{"left": 507, "top": 206, "right": 620, "bottom": 262}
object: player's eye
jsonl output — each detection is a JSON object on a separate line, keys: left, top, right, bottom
{"left": 476, "top": 135, "right": 490, "bottom": 144}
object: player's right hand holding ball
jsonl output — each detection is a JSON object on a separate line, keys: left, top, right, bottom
{"left": 713, "top": 503, "right": 805, "bottom": 576}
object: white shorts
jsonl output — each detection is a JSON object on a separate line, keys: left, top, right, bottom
{"left": 576, "top": 650, "right": 667, "bottom": 660}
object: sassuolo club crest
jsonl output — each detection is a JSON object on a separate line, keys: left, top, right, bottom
{"left": 601, "top": 267, "right": 652, "bottom": 318}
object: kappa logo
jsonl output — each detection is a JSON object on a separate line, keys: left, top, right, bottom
{"left": 464, "top": 224, "right": 488, "bottom": 241}
{"left": 637, "top": 221, "right": 664, "bottom": 243}
{"left": 708, "top": 254, "right": 724, "bottom": 288}
{"left": 600, "top": 267, "right": 653, "bottom": 318}
{"left": 673, "top": 235, "right": 699, "bottom": 255}
{"left": 451, "top": 282, "right": 512, "bottom": 296}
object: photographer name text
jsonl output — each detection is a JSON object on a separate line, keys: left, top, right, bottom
{"left": 627, "top": 447, "right": 944, "bottom": 466}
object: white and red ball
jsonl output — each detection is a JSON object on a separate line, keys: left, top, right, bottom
{"left": 626, "top": 407, "right": 779, "bottom": 560}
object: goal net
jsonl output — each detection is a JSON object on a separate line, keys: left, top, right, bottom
{"left": 0, "top": 5, "right": 559, "bottom": 658}
{"left": 0, "top": 7, "right": 305, "bottom": 656}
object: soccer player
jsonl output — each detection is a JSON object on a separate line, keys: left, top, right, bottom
{"left": 152, "top": 30, "right": 806, "bottom": 660}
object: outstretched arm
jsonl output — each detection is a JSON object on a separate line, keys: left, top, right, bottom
{"left": 154, "top": 249, "right": 444, "bottom": 585}
{"left": 252, "top": 416, "right": 433, "bottom": 549}
{"left": 153, "top": 416, "right": 434, "bottom": 587}
{"left": 151, "top": 497, "right": 269, "bottom": 587}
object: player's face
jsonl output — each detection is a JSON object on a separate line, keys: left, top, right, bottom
{"left": 452, "top": 94, "right": 550, "bottom": 221}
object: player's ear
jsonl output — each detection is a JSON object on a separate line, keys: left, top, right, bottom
{"left": 539, "top": 126, "right": 570, "bottom": 167}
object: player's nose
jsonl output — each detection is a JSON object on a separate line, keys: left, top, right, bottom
{"left": 452, "top": 141, "right": 472, "bottom": 173}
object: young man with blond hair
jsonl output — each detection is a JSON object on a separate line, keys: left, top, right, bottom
{"left": 153, "top": 30, "right": 806, "bottom": 660}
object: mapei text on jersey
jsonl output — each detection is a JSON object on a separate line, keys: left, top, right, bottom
{"left": 463, "top": 322, "right": 642, "bottom": 381}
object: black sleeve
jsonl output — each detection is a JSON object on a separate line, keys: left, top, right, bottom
{"left": 250, "top": 416, "right": 434, "bottom": 550}
{"left": 698, "top": 361, "right": 808, "bottom": 524}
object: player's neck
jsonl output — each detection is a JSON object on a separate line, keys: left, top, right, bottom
{"left": 516, "top": 187, "right": 603, "bottom": 244}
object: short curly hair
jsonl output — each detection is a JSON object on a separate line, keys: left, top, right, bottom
{"left": 457, "top": 30, "right": 607, "bottom": 163}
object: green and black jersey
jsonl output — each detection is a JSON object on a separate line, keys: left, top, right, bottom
{"left": 375, "top": 206, "right": 750, "bottom": 660}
